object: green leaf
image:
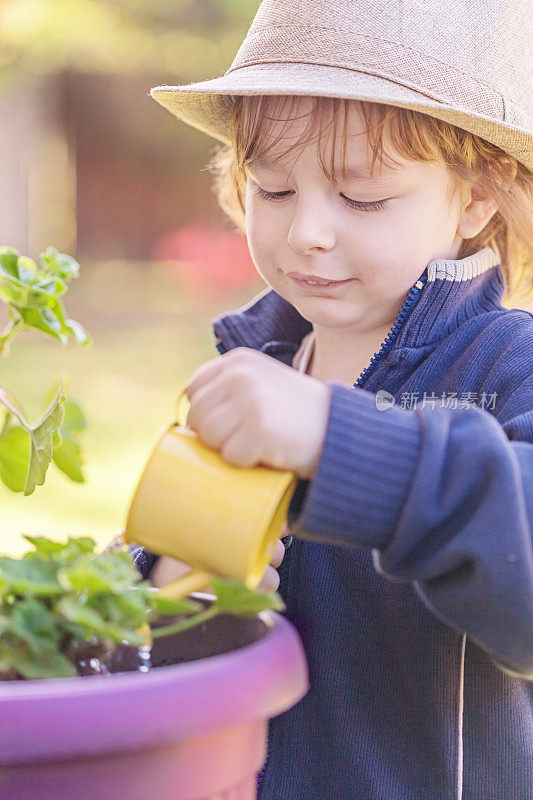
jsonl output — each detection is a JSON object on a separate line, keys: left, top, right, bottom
{"left": 26, "top": 305, "right": 67, "bottom": 341}
{"left": 22, "top": 536, "right": 71, "bottom": 556}
{"left": 149, "top": 591, "right": 204, "bottom": 616}
{"left": 58, "top": 551, "right": 142, "bottom": 595}
{"left": 50, "top": 396, "right": 87, "bottom": 483}
{"left": 64, "top": 318, "right": 91, "bottom": 346}
{"left": 0, "top": 556, "right": 63, "bottom": 597}
{"left": 210, "top": 577, "right": 286, "bottom": 617}
{"left": 0, "top": 423, "right": 30, "bottom": 492}
{"left": 0, "top": 643, "right": 17, "bottom": 675}
{"left": 39, "top": 247, "right": 80, "bottom": 282}
{"left": 59, "top": 398, "right": 87, "bottom": 437}
{"left": 57, "top": 595, "right": 107, "bottom": 629}
{"left": 0, "top": 385, "right": 30, "bottom": 426}
{"left": 0, "top": 248, "right": 22, "bottom": 279}
{"left": 24, "top": 383, "right": 66, "bottom": 495}
{"left": 17, "top": 303, "right": 73, "bottom": 345}
{"left": 52, "top": 438, "right": 84, "bottom": 482}
{"left": 0, "top": 635, "right": 23, "bottom": 674}
{"left": 63, "top": 536, "right": 97, "bottom": 555}
{"left": 16, "top": 256, "right": 38, "bottom": 283}
{"left": 17, "top": 647, "right": 78, "bottom": 679}
{"left": 103, "top": 588, "right": 151, "bottom": 620}
{"left": 9, "top": 599, "right": 60, "bottom": 653}
{"left": 0, "top": 272, "right": 60, "bottom": 310}
{"left": 22, "top": 535, "right": 96, "bottom": 560}
{"left": 0, "top": 246, "right": 90, "bottom": 349}
{"left": 57, "top": 596, "right": 146, "bottom": 646}
{"left": 0, "top": 384, "right": 87, "bottom": 493}
{"left": 89, "top": 590, "right": 149, "bottom": 630}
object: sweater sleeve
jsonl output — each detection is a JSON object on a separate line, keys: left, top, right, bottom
{"left": 288, "top": 380, "right": 533, "bottom": 680}
{"left": 129, "top": 545, "right": 159, "bottom": 580}
{"left": 102, "top": 534, "right": 159, "bottom": 580}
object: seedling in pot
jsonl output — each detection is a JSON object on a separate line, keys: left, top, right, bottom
{"left": 0, "top": 535, "right": 285, "bottom": 680}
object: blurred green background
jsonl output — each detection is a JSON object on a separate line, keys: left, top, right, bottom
{"left": 0, "top": 0, "right": 265, "bottom": 556}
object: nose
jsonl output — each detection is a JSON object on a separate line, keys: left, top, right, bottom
{"left": 287, "top": 195, "right": 336, "bottom": 254}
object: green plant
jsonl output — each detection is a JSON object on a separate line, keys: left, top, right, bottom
{"left": 0, "top": 246, "right": 90, "bottom": 495}
{"left": 0, "top": 246, "right": 284, "bottom": 680}
{"left": 0, "top": 535, "right": 284, "bottom": 680}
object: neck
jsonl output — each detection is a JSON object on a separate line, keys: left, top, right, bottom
{"left": 308, "top": 317, "right": 399, "bottom": 385}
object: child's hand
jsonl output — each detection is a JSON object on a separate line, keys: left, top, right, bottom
{"left": 185, "top": 347, "right": 330, "bottom": 479}
{"left": 257, "top": 537, "right": 286, "bottom": 592}
{"left": 149, "top": 554, "right": 191, "bottom": 589}
{"left": 149, "top": 538, "right": 286, "bottom": 592}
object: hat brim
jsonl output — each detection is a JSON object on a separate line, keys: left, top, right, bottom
{"left": 151, "top": 63, "right": 533, "bottom": 172}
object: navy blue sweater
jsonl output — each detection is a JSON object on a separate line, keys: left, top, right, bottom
{"left": 132, "top": 246, "right": 533, "bottom": 800}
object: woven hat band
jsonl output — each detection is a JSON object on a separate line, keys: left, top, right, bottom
{"left": 227, "top": 25, "right": 524, "bottom": 127}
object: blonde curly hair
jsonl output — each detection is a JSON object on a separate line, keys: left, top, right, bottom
{"left": 205, "top": 94, "right": 533, "bottom": 308}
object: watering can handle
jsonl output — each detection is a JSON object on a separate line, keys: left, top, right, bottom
{"left": 144, "top": 380, "right": 215, "bottom": 599}
{"left": 174, "top": 383, "right": 191, "bottom": 428}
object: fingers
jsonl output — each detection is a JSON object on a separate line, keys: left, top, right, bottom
{"left": 257, "top": 539, "right": 286, "bottom": 592}
{"left": 149, "top": 556, "right": 192, "bottom": 588}
{"left": 270, "top": 538, "right": 285, "bottom": 568}
{"left": 258, "top": 564, "right": 280, "bottom": 592}
{"left": 186, "top": 380, "right": 239, "bottom": 450}
{"left": 150, "top": 540, "right": 287, "bottom": 594}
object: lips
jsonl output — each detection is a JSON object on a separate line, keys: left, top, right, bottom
{"left": 287, "top": 275, "right": 355, "bottom": 293}
{"left": 287, "top": 271, "right": 350, "bottom": 285}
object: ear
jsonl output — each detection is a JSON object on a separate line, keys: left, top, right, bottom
{"left": 456, "top": 158, "right": 517, "bottom": 240}
{"left": 455, "top": 180, "right": 499, "bottom": 240}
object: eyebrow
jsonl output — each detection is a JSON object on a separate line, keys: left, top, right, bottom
{"left": 248, "top": 158, "right": 392, "bottom": 183}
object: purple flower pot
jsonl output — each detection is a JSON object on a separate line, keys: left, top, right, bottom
{"left": 0, "top": 596, "right": 309, "bottom": 800}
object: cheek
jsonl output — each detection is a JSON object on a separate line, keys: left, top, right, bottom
{"left": 373, "top": 198, "right": 440, "bottom": 258}
{"left": 246, "top": 205, "right": 280, "bottom": 262}
{"left": 411, "top": 180, "right": 459, "bottom": 241}
{"left": 246, "top": 220, "right": 267, "bottom": 262}
{"left": 245, "top": 203, "right": 262, "bottom": 251}
{"left": 245, "top": 225, "right": 277, "bottom": 284}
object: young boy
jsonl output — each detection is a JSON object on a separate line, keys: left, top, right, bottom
{"left": 132, "top": 1, "right": 533, "bottom": 797}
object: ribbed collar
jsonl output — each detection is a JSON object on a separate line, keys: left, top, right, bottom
{"left": 212, "top": 246, "right": 505, "bottom": 361}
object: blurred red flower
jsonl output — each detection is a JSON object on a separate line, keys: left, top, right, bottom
{"left": 151, "top": 224, "right": 260, "bottom": 297}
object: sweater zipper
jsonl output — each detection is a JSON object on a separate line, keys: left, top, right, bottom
{"left": 260, "top": 273, "right": 428, "bottom": 794}
{"left": 353, "top": 275, "right": 427, "bottom": 389}
{"left": 218, "top": 273, "right": 428, "bottom": 797}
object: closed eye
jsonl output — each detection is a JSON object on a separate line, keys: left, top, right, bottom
{"left": 255, "top": 186, "right": 388, "bottom": 212}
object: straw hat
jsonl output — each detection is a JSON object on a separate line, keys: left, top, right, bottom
{"left": 150, "top": 0, "right": 533, "bottom": 171}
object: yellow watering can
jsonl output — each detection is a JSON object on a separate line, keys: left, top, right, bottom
{"left": 122, "top": 383, "right": 298, "bottom": 599}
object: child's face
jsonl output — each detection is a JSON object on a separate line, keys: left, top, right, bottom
{"left": 244, "top": 98, "right": 466, "bottom": 335}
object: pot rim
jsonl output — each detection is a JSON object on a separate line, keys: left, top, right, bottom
{"left": 0, "top": 606, "right": 309, "bottom": 764}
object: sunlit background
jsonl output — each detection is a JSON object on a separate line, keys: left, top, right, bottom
{"left": 0, "top": 0, "right": 264, "bottom": 555}
{"left": 2, "top": 1, "right": 531, "bottom": 558}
